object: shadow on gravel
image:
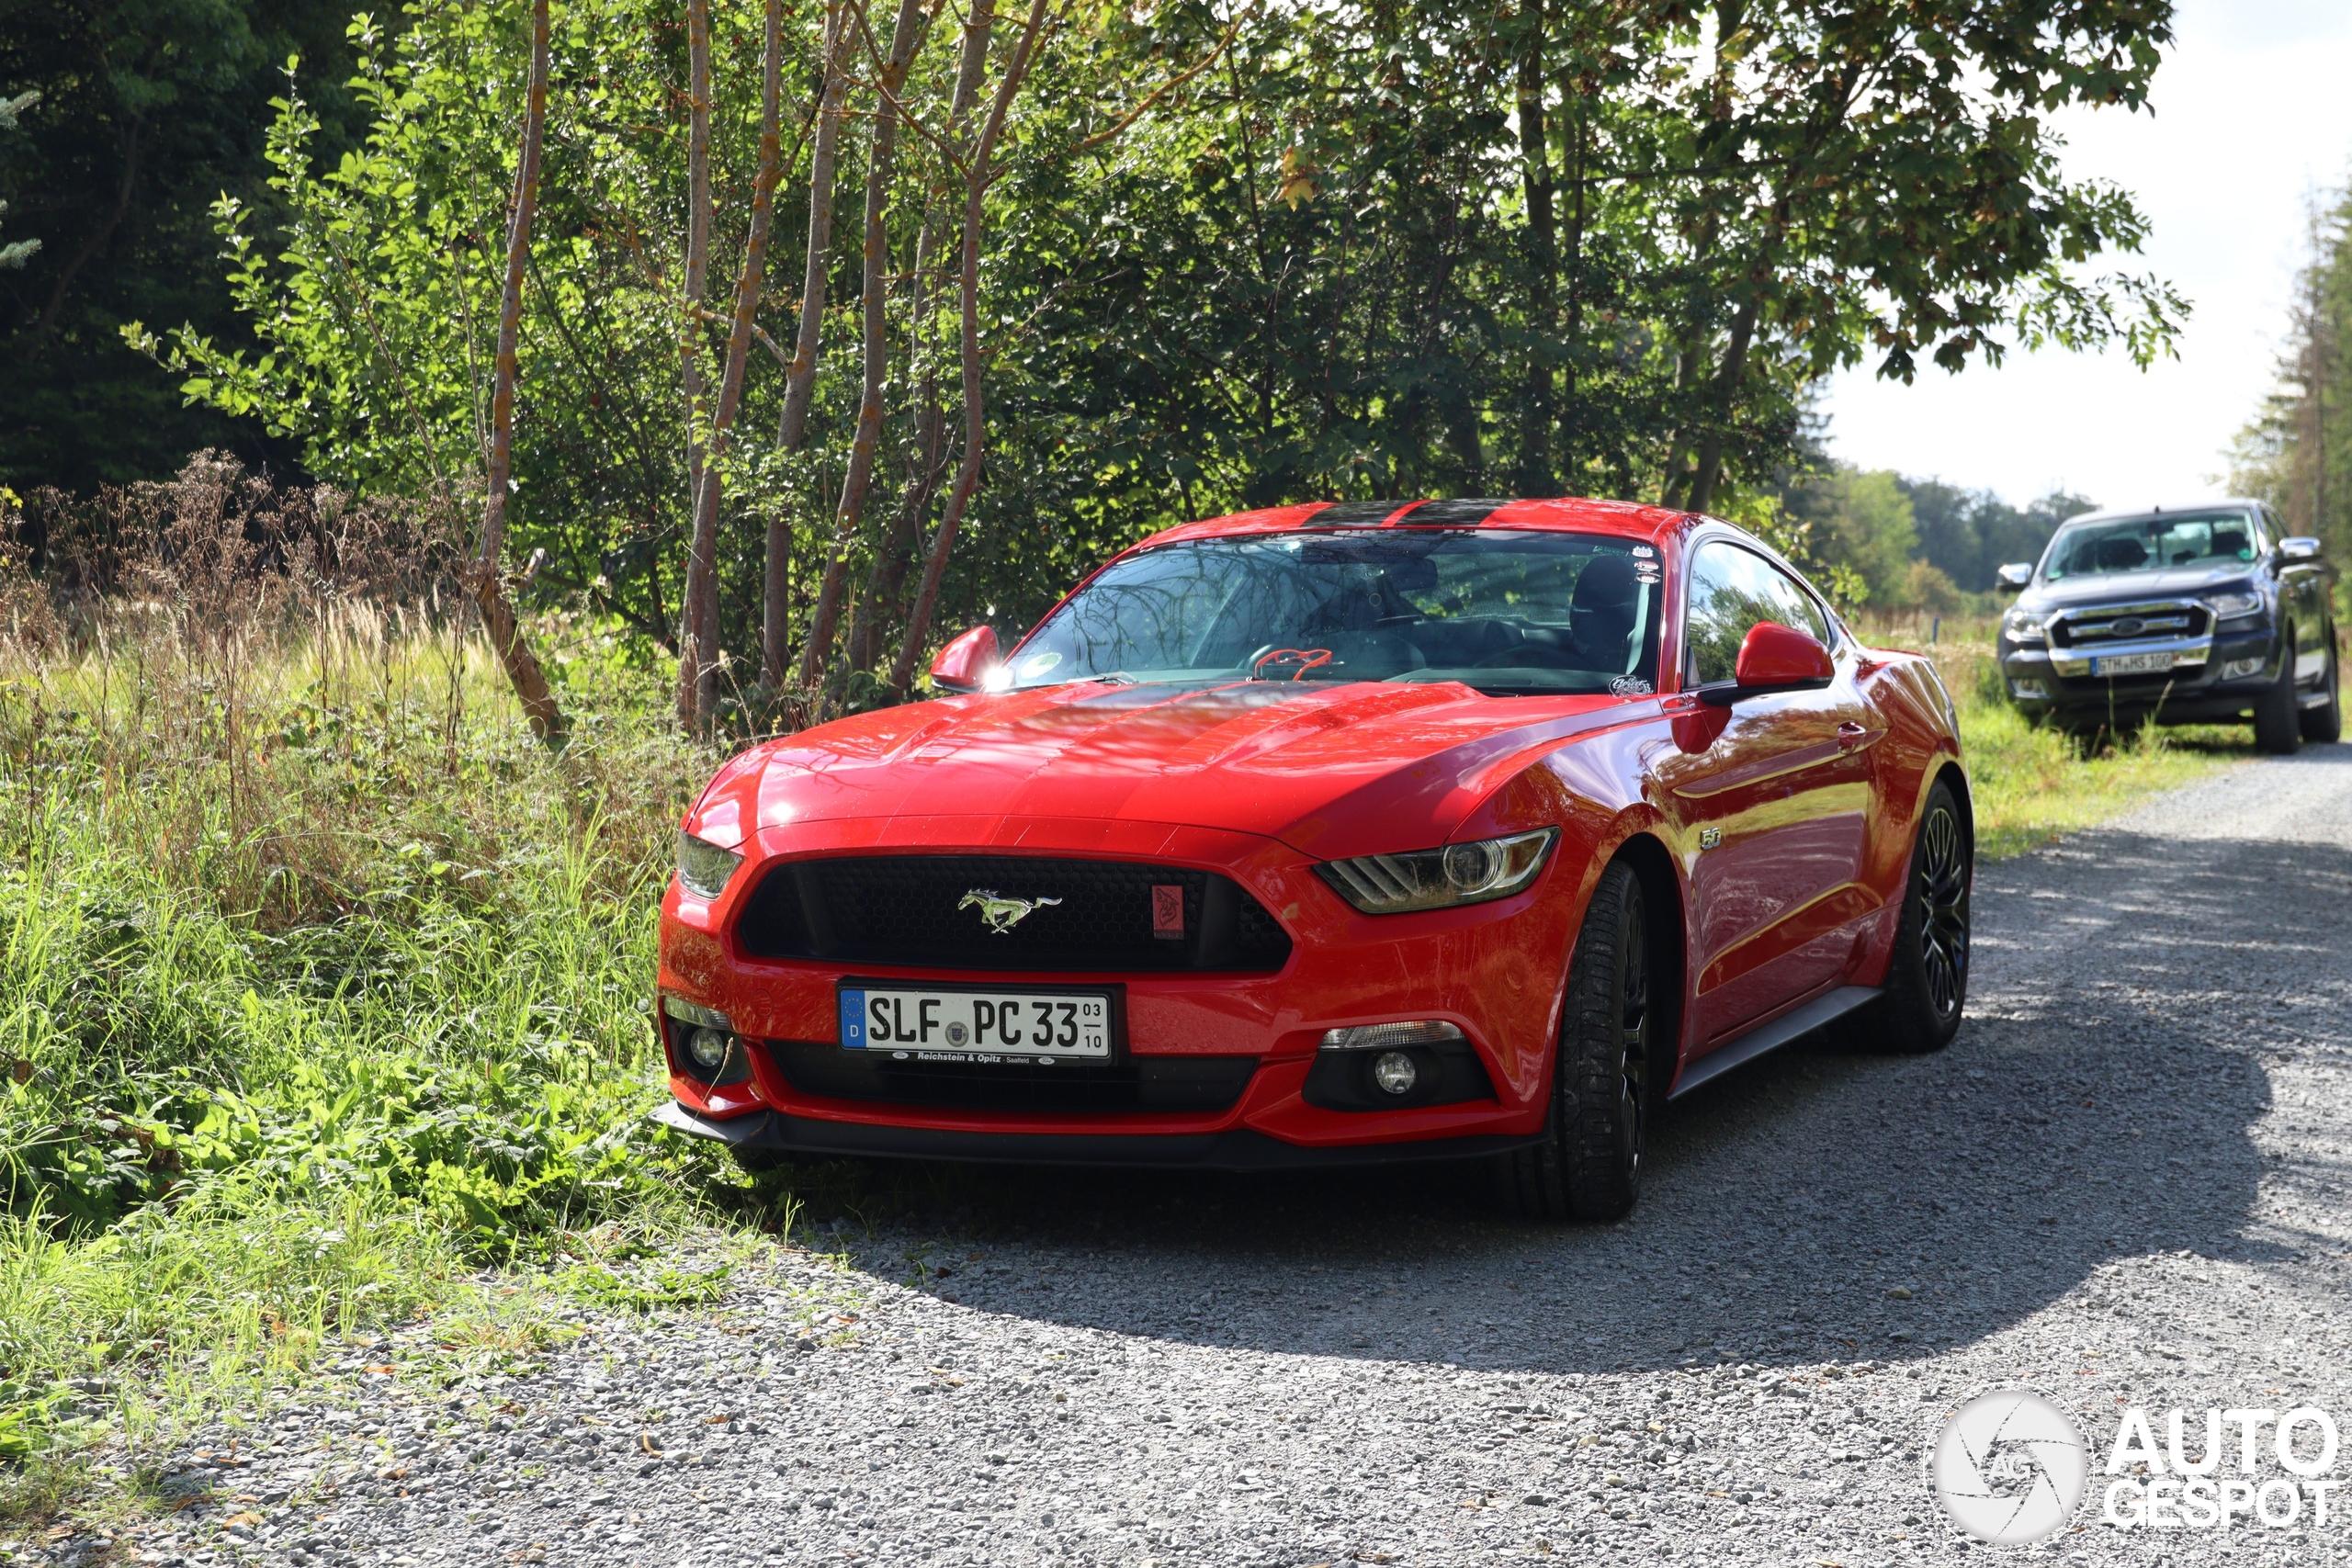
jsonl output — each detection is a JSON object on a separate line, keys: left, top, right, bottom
{"left": 758, "top": 826, "right": 2315, "bottom": 1378}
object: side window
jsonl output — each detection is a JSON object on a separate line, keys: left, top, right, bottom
{"left": 1683, "top": 543, "right": 1830, "bottom": 687}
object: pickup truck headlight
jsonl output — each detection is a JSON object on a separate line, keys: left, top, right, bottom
{"left": 2203, "top": 589, "right": 2264, "bottom": 620}
{"left": 1317, "top": 829, "right": 1557, "bottom": 914}
{"left": 2002, "top": 610, "right": 2046, "bottom": 643}
{"left": 675, "top": 831, "right": 744, "bottom": 900}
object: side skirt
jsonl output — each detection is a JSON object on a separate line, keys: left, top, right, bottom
{"left": 1667, "top": 985, "right": 1880, "bottom": 1100}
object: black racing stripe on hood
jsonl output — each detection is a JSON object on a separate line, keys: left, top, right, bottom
{"left": 1305, "top": 500, "right": 1417, "bottom": 525}
{"left": 1394, "top": 498, "right": 1516, "bottom": 526}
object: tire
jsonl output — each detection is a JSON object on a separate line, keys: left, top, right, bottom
{"left": 1490, "top": 859, "right": 1653, "bottom": 1222}
{"left": 2254, "top": 629, "right": 2303, "bottom": 755}
{"left": 1874, "top": 776, "right": 1972, "bottom": 1054}
{"left": 2300, "top": 626, "right": 2341, "bottom": 744}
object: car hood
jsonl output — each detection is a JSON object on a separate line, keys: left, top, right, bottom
{"left": 2018, "top": 562, "right": 2259, "bottom": 611}
{"left": 689, "top": 680, "right": 1641, "bottom": 861}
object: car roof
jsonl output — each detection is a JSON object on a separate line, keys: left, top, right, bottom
{"left": 1134, "top": 497, "right": 1692, "bottom": 551}
{"left": 2055, "top": 500, "right": 2267, "bottom": 528}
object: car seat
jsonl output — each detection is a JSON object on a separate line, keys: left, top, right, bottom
{"left": 1567, "top": 554, "right": 1642, "bottom": 670}
{"left": 2093, "top": 535, "right": 2150, "bottom": 572}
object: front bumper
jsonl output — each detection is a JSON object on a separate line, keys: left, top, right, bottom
{"left": 1998, "top": 621, "right": 2280, "bottom": 724}
{"left": 651, "top": 1101, "right": 1541, "bottom": 1169}
{"left": 652, "top": 818, "right": 1570, "bottom": 1158}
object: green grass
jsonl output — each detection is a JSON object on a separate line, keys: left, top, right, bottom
{"left": 1863, "top": 615, "right": 2256, "bottom": 860}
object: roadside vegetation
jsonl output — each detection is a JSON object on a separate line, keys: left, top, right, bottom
{"left": 0, "top": 461, "right": 792, "bottom": 1516}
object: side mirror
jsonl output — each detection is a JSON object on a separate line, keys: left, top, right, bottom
{"left": 928, "top": 625, "right": 1001, "bottom": 693}
{"left": 1701, "top": 621, "right": 1835, "bottom": 706}
{"left": 1995, "top": 562, "right": 2033, "bottom": 592}
{"left": 2281, "top": 536, "right": 2323, "bottom": 562}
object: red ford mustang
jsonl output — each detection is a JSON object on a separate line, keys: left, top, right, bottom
{"left": 654, "top": 497, "right": 1971, "bottom": 1219}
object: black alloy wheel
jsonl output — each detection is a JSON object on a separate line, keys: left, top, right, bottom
{"left": 1491, "top": 858, "right": 1652, "bottom": 1221}
{"left": 2254, "top": 628, "right": 2303, "bottom": 755}
{"left": 2301, "top": 626, "right": 2341, "bottom": 744}
{"left": 1873, "top": 776, "right": 1971, "bottom": 1053}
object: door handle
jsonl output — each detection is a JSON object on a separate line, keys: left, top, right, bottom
{"left": 1837, "top": 720, "right": 1870, "bottom": 749}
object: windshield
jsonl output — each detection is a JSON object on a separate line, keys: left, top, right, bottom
{"left": 1007, "top": 529, "right": 1665, "bottom": 696}
{"left": 2043, "top": 511, "right": 2258, "bottom": 581}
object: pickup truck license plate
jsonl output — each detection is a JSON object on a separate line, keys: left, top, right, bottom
{"left": 2092, "top": 650, "right": 2175, "bottom": 676}
{"left": 838, "top": 985, "right": 1115, "bottom": 1061}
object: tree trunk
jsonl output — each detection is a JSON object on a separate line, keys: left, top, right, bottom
{"left": 1556, "top": 81, "right": 1588, "bottom": 483}
{"left": 763, "top": 0, "right": 854, "bottom": 688}
{"left": 847, "top": 0, "right": 998, "bottom": 673}
{"left": 795, "top": 0, "right": 929, "bottom": 693}
{"left": 462, "top": 0, "right": 567, "bottom": 749}
{"left": 1683, "top": 296, "right": 1758, "bottom": 515}
{"left": 673, "top": 0, "right": 717, "bottom": 728}
{"left": 1512, "top": 0, "right": 1556, "bottom": 497}
{"left": 677, "top": 0, "right": 787, "bottom": 727}
{"left": 888, "top": 0, "right": 1052, "bottom": 694}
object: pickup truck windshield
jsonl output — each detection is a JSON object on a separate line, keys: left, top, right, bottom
{"left": 2044, "top": 512, "right": 2258, "bottom": 581}
{"left": 1008, "top": 529, "right": 1665, "bottom": 696}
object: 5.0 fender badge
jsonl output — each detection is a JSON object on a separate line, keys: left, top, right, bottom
{"left": 1699, "top": 827, "right": 1723, "bottom": 850}
{"left": 958, "top": 888, "right": 1063, "bottom": 934}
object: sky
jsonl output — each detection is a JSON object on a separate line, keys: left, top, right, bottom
{"left": 1817, "top": 0, "right": 2352, "bottom": 511}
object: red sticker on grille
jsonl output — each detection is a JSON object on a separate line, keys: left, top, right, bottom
{"left": 1151, "top": 884, "right": 1185, "bottom": 939}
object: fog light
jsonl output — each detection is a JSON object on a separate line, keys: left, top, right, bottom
{"left": 2008, "top": 679, "right": 2048, "bottom": 700}
{"left": 1372, "top": 1051, "right": 1419, "bottom": 1096}
{"left": 2222, "top": 656, "right": 2264, "bottom": 680}
{"left": 687, "top": 1027, "right": 733, "bottom": 1070}
{"left": 1320, "top": 1020, "right": 1464, "bottom": 1051}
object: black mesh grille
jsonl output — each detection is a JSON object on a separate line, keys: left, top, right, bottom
{"left": 767, "top": 1042, "right": 1258, "bottom": 1113}
{"left": 734, "top": 855, "right": 1292, "bottom": 973}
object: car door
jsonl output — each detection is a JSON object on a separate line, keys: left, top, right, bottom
{"left": 1653, "top": 540, "right": 1880, "bottom": 1047}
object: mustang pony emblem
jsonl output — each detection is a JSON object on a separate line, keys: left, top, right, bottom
{"left": 958, "top": 888, "right": 1062, "bottom": 934}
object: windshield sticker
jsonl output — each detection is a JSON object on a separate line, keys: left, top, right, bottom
{"left": 1634, "top": 562, "right": 1662, "bottom": 582}
{"left": 1018, "top": 650, "right": 1063, "bottom": 679}
{"left": 1610, "top": 675, "right": 1654, "bottom": 695}
{"left": 1631, "top": 545, "right": 1656, "bottom": 558}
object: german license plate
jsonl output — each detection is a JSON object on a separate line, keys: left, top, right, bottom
{"left": 837, "top": 984, "right": 1115, "bottom": 1062}
{"left": 2092, "top": 650, "right": 2175, "bottom": 676}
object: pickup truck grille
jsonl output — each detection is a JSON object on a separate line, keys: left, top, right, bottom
{"left": 732, "top": 854, "right": 1293, "bottom": 973}
{"left": 2049, "top": 601, "right": 2210, "bottom": 648}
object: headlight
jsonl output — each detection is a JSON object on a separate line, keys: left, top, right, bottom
{"left": 2204, "top": 589, "right": 2263, "bottom": 620}
{"left": 675, "top": 830, "right": 743, "bottom": 900}
{"left": 1317, "top": 828, "right": 1557, "bottom": 915}
{"left": 2002, "top": 611, "right": 2046, "bottom": 643}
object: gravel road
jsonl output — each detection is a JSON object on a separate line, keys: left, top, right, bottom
{"left": 102, "top": 747, "right": 2352, "bottom": 1568}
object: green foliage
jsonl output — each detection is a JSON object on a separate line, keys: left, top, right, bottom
{"left": 0, "top": 0, "right": 366, "bottom": 491}
{"left": 1899, "top": 479, "right": 2098, "bottom": 591}
{"left": 114, "top": 0, "right": 2185, "bottom": 702}
{"left": 0, "top": 87, "right": 38, "bottom": 272}
{"left": 2230, "top": 182, "right": 2352, "bottom": 564}
{"left": 1789, "top": 467, "right": 1921, "bottom": 608}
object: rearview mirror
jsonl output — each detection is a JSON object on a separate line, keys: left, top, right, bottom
{"left": 929, "top": 626, "right": 1001, "bottom": 693}
{"left": 1995, "top": 562, "right": 2032, "bottom": 592}
{"left": 2281, "top": 536, "right": 2323, "bottom": 562}
{"left": 1701, "top": 621, "right": 1835, "bottom": 706}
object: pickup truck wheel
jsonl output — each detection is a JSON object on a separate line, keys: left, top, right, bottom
{"left": 2255, "top": 630, "right": 2303, "bottom": 755}
{"left": 1491, "top": 860, "right": 1650, "bottom": 1222}
{"left": 2300, "top": 626, "right": 2341, "bottom": 744}
{"left": 1874, "top": 777, "right": 1971, "bottom": 1054}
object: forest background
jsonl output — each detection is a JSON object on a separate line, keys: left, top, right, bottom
{"left": 1, "top": 0, "right": 2200, "bottom": 724}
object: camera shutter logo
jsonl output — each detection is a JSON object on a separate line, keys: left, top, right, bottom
{"left": 1930, "top": 1389, "right": 2088, "bottom": 1545}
